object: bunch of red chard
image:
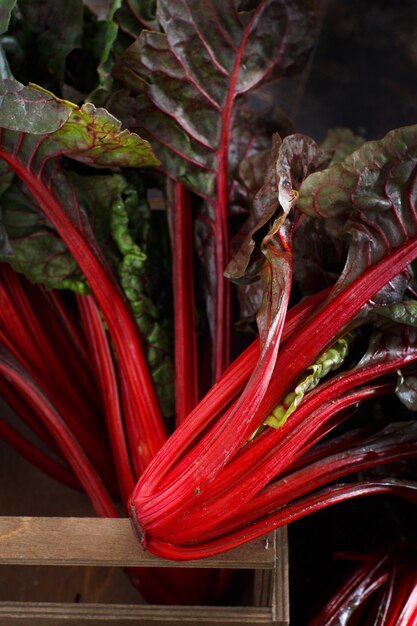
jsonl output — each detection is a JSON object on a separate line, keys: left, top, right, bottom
{"left": 0, "top": 0, "right": 417, "bottom": 613}
{"left": 309, "top": 545, "right": 417, "bottom": 625}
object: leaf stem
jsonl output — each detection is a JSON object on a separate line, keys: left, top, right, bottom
{"left": 170, "top": 181, "right": 199, "bottom": 426}
{"left": 77, "top": 295, "right": 135, "bottom": 505}
{"left": 132, "top": 232, "right": 417, "bottom": 535}
{"left": 0, "top": 147, "right": 168, "bottom": 470}
{"left": 0, "top": 350, "right": 118, "bottom": 517}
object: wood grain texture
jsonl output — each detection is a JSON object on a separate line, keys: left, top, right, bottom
{"left": 0, "top": 426, "right": 290, "bottom": 623}
{"left": 0, "top": 601, "right": 292, "bottom": 625}
{"left": 0, "top": 516, "right": 277, "bottom": 569}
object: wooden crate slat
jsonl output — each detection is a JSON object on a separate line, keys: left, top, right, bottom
{"left": 272, "top": 527, "right": 290, "bottom": 625}
{"left": 0, "top": 517, "right": 277, "bottom": 569}
{"left": 0, "top": 601, "right": 282, "bottom": 625}
{"left": 0, "top": 434, "right": 290, "bottom": 624}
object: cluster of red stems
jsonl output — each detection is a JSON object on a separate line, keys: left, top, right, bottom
{"left": 1, "top": 5, "right": 417, "bottom": 617}
{"left": 1, "top": 152, "right": 417, "bottom": 607}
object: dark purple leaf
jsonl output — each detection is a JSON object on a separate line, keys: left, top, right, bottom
{"left": 17, "top": 0, "right": 84, "bottom": 87}
{"left": 111, "top": 0, "right": 315, "bottom": 200}
{"left": 298, "top": 125, "right": 417, "bottom": 295}
{"left": 226, "top": 133, "right": 331, "bottom": 283}
{"left": 292, "top": 215, "right": 345, "bottom": 295}
{"left": 396, "top": 373, "right": 417, "bottom": 411}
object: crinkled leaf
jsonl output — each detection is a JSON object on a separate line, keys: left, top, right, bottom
{"left": 265, "top": 332, "right": 354, "bottom": 429}
{"left": 373, "top": 300, "right": 417, "bottom": 327}
{"left": 0, "top": 0, "right": 16, "bottom": 35}
{"left": 38, "top": 92, "right": 160, "bottom": 168}
{"left": 226, "top": 133, "right": 331, "bottom": 283}
{"left": 0, "top": 177, "right": 86, "bottom": 291}
{"left": 298, "top": 125, "right": 417, "bottom": 296}
{"left": 0, "top": 81, "right": 159, "bottom": 289}
{"left": 86, "top": 0, "right": 122, "bottom": 106}
{"left": 111, "top": 196, "right": 174, "bottom": 417}
{"left": 115, "top": 0, "right": 159, "bottom": 40}
{"left": 0, "top": 171, "right": 139, "bottom": 291}
{"left": 111, "top": 0, "right": 315, "bottom": 200}
{"left": 225, "top": 135, "right": 282, "bottom": 283}
{"left": 0, "top": 50, "right": 71, "bottom": 133}
{"left": 292, "top": 215, "right": 345, "bottom": 295}
{"left": 320, "top": 127, "right": 365, "bottom": 165}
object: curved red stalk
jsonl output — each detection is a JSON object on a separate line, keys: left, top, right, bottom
{"left": 138, "top": 480, "right": 417, "bottom": 560}
{"left": 137, "top": 286, "right": 331, "bottom": 495}
{"left": 176, "top": 404, "right": 414, "bottom": 543}
{"left": 157, "top": 383, "right": 396, "bottom": 543}
{"left": 77, "top": 295, "right": 135, "bottom": 505}
{"left": 0, "top": 281, "right": 115, "bottom": 487}
{"left": 0, "top": 353, "right": 118, "bottom": 517}
{"left": 0, "top": 277, "right": 49, "bottom": 381}
{"left": 0, "top": 148, "right": 168, "bottom": 469}
{"left": 170, "top": 181, "right": 199, "bottom": 426}
{"left": 309, "top": 553, "right": 390, "bottom": 626}
{"left": 1, "top": 266, "right": 101, "bottom": 430}
{"left": 156, "top": 331, "right": 417, "bottom": 538}
{"left": 132, "top": 231, "right": 417, "bottom": 535}
{"left": 132, "top": 220, "right": 297, "bottom": 526}
{"left": 395, "top": 573, "right": 417, "bottom": 625}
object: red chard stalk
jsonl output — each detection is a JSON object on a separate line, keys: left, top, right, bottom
{"left": 111, "top": 0, "right": 316, "bottom": 379}
{"left": 130, "top": 125, "right": 417, "bottom": 558}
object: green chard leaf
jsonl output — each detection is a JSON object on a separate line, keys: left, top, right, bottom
{"left": 0, "top": 177, "right": 87, "bottom": 291}
{"left": 85, "top": 0, "right": 122, "bottom": 105}
{"left": 373, "top": 300, "right": 417, "bottom": 327}
{"left": 320, "top": 127, "right": 365, "bottom": 165}
{"left": 0, "top": 0, "right": 17, "bottom": 36}
{"left": 264, "top": 332, "right": 354, "bottom": 429}
{"left": 0, "top": 77, "right": 159, "bottom": 287}
{"left": 111, "top": 196, "right": 174, "bottom": 416}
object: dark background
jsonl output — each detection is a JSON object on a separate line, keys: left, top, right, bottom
{"left": 272, "top": 1, "right": 417, "bottom": 623}
{"left": 275, "top": 0, "right": 417, "bottom": 143}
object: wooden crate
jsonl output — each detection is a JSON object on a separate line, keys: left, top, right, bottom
{"left": 0, "top": 441, "right": 289, "bottom": 625}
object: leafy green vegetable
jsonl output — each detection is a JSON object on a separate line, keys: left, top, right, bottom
{"left": 111, "top": 194, "right": 174, "bottom": 416}
{"left": 0, "top": 0, "right": 16, "bottom": 36}
{"left": 264, "top": 332, "right": 354, "bottom": 429}
{"left": 85, "top": 0, "right": 122, "bottom": 105}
